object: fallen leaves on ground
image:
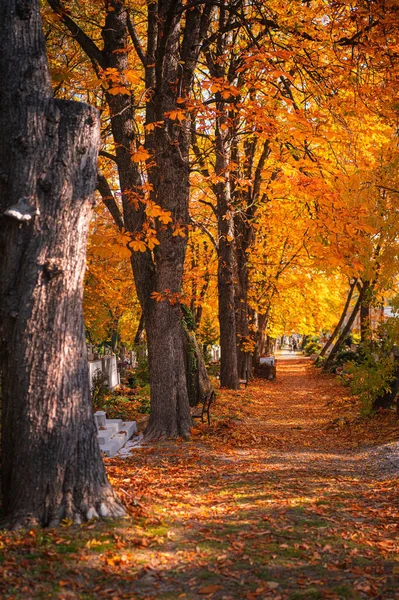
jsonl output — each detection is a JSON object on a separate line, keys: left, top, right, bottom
{"left": 1, "top": 356, "right": 399, "bottom": 599}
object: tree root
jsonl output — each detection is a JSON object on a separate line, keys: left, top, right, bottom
{"left": 0, "top": 494, "right": 126, "bottom": 530}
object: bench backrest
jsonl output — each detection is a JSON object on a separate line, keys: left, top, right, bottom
{"left": 204, "top": 390, "right": 215, "bottom": 411}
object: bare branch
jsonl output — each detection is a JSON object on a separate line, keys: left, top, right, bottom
{"left": 99, "top": 150, "right": 118, "bottom": 163}
{"left": 46, "top": 0, "right": 105, "bottom": 68}
{"left": 126, "top": 11, "right": 147, "bottom": 67}
{"left": 97, "top": 172, "right": 124, "bottom": 231}
{"left": 190, "top": 217, "right": 218, "bottom": 250}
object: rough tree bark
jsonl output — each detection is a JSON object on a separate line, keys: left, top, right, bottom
{"left": 233, "top": 138, "right": 270, "bottom": 378}
{"left": 203, "top": 7, "right": 240, "bottom": 390}
{"left": 360, "top": 279, "right": 371, "bottom": 343}
{"left": 324, "top": 285, "right": 365, "bottom": 370}
{"left": 0, "top": 0, "right": 124, "bottom": 528}
{"left": 319, "top": 278, "right": 357, "bottom": 358}
{"left": 47, "top": 0, "right": 212, "bottom": 439}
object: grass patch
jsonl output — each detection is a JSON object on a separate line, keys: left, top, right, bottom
{"left": 289, "top": 588, "right": 324, "bottom": 600}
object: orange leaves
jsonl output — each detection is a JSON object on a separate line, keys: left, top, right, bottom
{"left": 124, "top": 69, "right": 141, "bottom": 86}
{"left": 145, "top": 120, "right": 164, "bottom": 132}
{"left": 165, "top": 109, "right": 187, "bottom": 122}
{"left": 190, "top": 427, "right": 202, "bottom": 436}
{"left": 145, "top": 201, "right": 172, "bottom": 224}
{"left": 198, "top": 584, "right": 222, "bottom": 595}
{"left": 172, "top": 224, "right": 187, "bottom": 238}
{"left": 129, "top": 239, "right": 147, "bottom": 253}
{"left": 107, "top": 86, "right": 129, "bottom": 96}
{"left": 3, "top": 356, "right": 399, "bottom": 598}
{"left": 131, "top": 145, "right": 151, "bottom": 163}
{"left": 150, "top": 290, "right": 184, "bottom": 305}
{"left": 203, "top": 77, "right": 240, "bottom": 99}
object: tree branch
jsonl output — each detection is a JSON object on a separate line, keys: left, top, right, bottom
{"left": 190, "top": 217, "right": 218, "bottom": 250}
{"left": 46, "top": 0, "right": 105, "bottom": 68}
{"left": 99, "top": 150, "right": 118, "bottom": 163}
{"left": 97, "top": 172, "right": 124, "bottom": 231}
{"left": 126, "top": 11, "right": 147, "bottom": 67}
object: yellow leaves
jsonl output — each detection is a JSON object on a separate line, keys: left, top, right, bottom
{"left": 114, "top": 245, "right": 132, "bottom": 259}
{"left": 131, "top": 146, "right": 151, "bottom": 162}
{"left": 105, "top": 553, "right": 130, "bottom": 566}
{"left": 85, "top": 77, "right": 103, "bottom": 90}
{"left": 124, "top": 69, "right": 141, "bottom": 85}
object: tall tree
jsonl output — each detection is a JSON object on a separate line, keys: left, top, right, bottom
{"left": 0, "top": 0, "right": 123, "bottom": 528}
{"left": 47, "top": 0, "right": 213, "bottom": 439}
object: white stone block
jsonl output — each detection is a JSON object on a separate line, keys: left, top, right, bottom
{"left": 106, "top": 419, "right": 123, "bottom": 431}
{"left": 102, "top": 356, "right": 119, "bottom": 389}
{"left": 97, "top": 419, "right": 137, "bottom": 457}
{"left": 260, "top": 356, "right": 275, "bottom": 366}
{"left": 100, "top": 439, "right": 122, "bottom": 457}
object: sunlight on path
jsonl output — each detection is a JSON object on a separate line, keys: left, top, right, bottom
{"left": 102, "top": 357, "right": 399, "bottom": 599}
{"left": 3, "top": 358, "right": 398, "bottom": 600}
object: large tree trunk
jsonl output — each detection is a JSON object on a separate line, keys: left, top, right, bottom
{"left": 48, "top": 0, "right": 212, "bottom": 439}
{"left": 0, "top": 0, "right": 123, "bottom": 528}
{"left": 143, "top": 1, "right": 211, "bottom": 437}
{"left": 217, "top": 232, "right": 239, "bottom": 389}
{"left": 235, "top": 230, "right": 252, "bottom": 380}
{"left": 319, "top": 278, "right": 357, "bottom": 358}
{"left": 214, "top": 100, "right": 239, "bottom": 389}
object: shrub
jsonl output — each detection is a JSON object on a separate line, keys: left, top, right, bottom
{"left": 134, "top": 356, "right": 150, "bottom": 387}
{"left": 137, "top": 396, "right": 151, "bottom": 414}
{"left": 304, "top": 341, "right": 322, "bottom": 355}
{"left": 91, "top": 370, "right": 108, "bottom": 402}
{"left": 344, "top": 352, "right": 395, "bottom": 416}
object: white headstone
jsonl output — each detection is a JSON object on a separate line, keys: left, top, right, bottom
{"left": 88, "top": 360, "right": 103, "bottom": 389}
{"left": 102, "top": 356, "right": 119, "bottom": 389}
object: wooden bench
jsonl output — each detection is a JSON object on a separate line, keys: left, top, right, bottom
{"left": 191, "top": 390, "right": 215, "bottom": 425}
{"left": 239, "top": 367, "right": 251, "bottom": 388}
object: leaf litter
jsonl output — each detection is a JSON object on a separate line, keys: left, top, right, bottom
{"left": 1, "top": 356, "right": 399, "bottom": 599}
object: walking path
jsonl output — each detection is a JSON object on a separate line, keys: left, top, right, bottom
{"left": 104, "top": 356, "right": 399, "bottom": 599}
{"left": 2, "top": 357, "right": 399, "bottom": 600}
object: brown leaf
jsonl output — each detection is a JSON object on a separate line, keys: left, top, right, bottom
{"left": 198, "top": 584, "right": 222, "bottom": 594}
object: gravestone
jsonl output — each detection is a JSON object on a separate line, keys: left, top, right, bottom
{"left": 101, "top": 355, "right": 119, "bottom": 389}
{"left": 88, "top": 360, "right": 103, "bottom": 390}
{"left": 211, "top": 345, "right": 221, "bottom": 362}
{"left": 260, "top": 356, "right": 275, "bottom": 366}
{"left": 255, "top": 356, "right": 276, "bottom": 380}
{"left": 129, "top": 350, "right": 138, "bottom": 368}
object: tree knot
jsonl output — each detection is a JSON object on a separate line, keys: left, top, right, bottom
{"left": 43, "top": 258, "right": 65, "bottom": 279}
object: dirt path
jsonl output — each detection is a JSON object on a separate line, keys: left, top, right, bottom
{"left": 103, "top": 357, "right": 399, "bottom": 600}
{"left": 1, "top": 357, "right": 399, "bottom": 600}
